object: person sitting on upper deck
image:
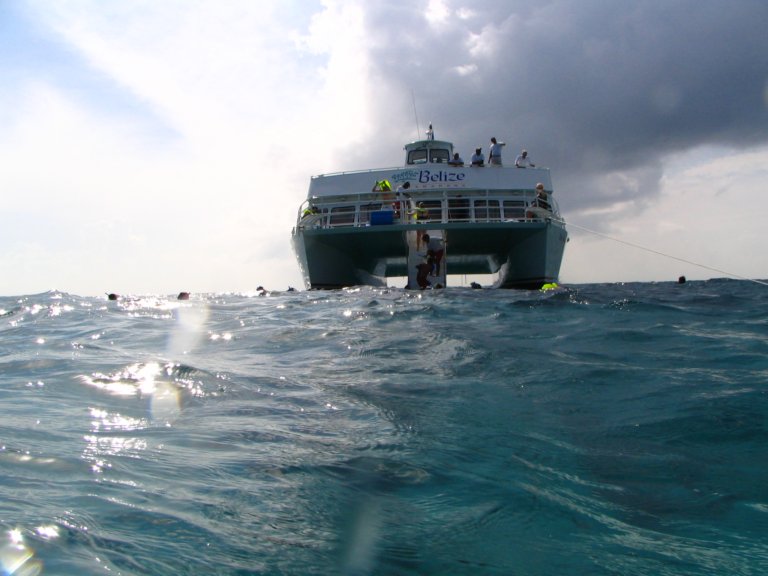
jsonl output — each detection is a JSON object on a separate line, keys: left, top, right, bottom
{"left": 488, "top": 137, "right": 505, "bottom": 166}
{"left": 470, "top": 148, "right": 485, "bottom": 167}
{"left": 302, "top": 205, "right": 319, "bottom": 219}
{"left": 515, "top": 149, "right": 536, "bottom": 168}
{"left": 534, "top": 183, "right": 550, "bottom": 209}
{"left": 448, "top": 152, "right": 464, "bottom": 166}
{"left": 526, "top": 183, "right": 551, "bottom": 218}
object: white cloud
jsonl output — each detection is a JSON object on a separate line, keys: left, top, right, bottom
{"left": 455, "top": 8, "right": 475, "bottom": 21}
{"left": 0, "top": 0, "right": 376, "bottom": 295}
{"left": 561, "top": 145, "right": 768, "bottom": 284}
{"left": 453, "top": 63, "right": 478, "bottom": 77}
{"left": 425, "top": 0, "right": 450, "bottom": 26}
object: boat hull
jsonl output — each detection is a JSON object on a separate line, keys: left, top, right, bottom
{"left": 292, "top": 220, "right": 567, "bottom": 289}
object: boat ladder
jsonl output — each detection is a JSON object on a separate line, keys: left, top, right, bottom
{"left": 406, "top": 228, "right": 447, "bottom": 289}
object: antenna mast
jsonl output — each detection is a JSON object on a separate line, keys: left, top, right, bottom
{"left": 411, "top": 90, "right": 420, "bottom": 140}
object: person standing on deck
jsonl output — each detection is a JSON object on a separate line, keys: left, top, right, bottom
{"left": 393, "top": 181, "right": 411, "bottom": 221}
{"left": 488, "top": 137, "right": 506, "bottom": 166}
{"left": 412, "top": 201, "right": 427, "bottom": 222}
{"left": 411, "top": 201, "right": 428, "bottom": 249}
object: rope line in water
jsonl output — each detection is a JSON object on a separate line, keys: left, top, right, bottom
{"left": 567, "top": 221, "right": 768, "bottom": 287}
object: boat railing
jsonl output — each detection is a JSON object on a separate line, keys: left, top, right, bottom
{"left": 311, "top": 166, "right": 405, "bottom": 180}
{"left": 296, "top": 189, "right": 562, "bottom": 230}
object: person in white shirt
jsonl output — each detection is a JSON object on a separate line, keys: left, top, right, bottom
{"left": 515, "top": 149, "right": 536, "bottom": 168}
{"left": 393, "top": 181, "right": 411, "bottom": 220}
{"left": 470, "top": 147, "right": 485, "bottom": 166}
{"left": 488, "top": 137, "right": 506, "bottom": 165}
{"left": 422, "top": 234, "right": 445, "bottom": 277}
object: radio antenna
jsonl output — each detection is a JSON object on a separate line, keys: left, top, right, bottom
{"left": 411, "top": 90, "right": 420, "bottom": 139}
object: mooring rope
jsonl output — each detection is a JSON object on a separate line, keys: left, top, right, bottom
{"left": 567, "top": 221, "right": 768, "bottom": 287}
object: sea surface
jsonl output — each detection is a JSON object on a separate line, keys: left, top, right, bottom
{"left": 1, "top": 280, "right": 766, "bottom": 575}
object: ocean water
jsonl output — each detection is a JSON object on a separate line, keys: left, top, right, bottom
{"left": 1, "top": 280, "right": 766, "bottom": 575}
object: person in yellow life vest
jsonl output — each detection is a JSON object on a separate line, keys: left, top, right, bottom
{"left": 411, "top": 202, "right": 428, "bottom": 222}
{"left": 410, "top": 200, "right": 428, "bottom": 248}
{"left": 374, "top": 180, "right": 394, "bottom": 208}
{"left": 372, "top": 179, "right": 392, "bottom": 192}
{"left": 301, "top": 206, "right": 319, "bottom": 219}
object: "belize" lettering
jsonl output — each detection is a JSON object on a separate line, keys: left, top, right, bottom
{"left": 418, "top": 170, "right": 466, "bottom": 183}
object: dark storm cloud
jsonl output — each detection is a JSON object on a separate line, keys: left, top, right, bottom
{"left": 359, "top": 0, "right": 768, "bottom": 219}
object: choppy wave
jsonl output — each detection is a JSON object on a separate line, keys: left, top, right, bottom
{"left": 0, "top": 280, "right": 766, "bottom": 574}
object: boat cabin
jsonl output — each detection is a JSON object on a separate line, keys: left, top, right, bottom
{"left": 404, "top": 140, "right": 454, "bottom": 165}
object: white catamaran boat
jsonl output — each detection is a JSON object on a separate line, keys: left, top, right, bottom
{"left": 292, "top": 131, "right": 568, "bottom": 289}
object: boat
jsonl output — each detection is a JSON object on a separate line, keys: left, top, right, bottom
{"left": 291, "top": 130, "right": 568, "bottom": 289}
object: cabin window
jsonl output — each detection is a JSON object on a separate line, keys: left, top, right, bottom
{"left": 474, "top": 200, "right": 501, "bottom": 221}
{"left": 408, "top": 149, "right": 428, "bottom": 164}
{"left": 430, "top": 149, "right": 450, "bottom": 163}
{"left": 313, "top": 207, "right": 329, "bottom": 226}
{"left": 448, "top": 198, "right": 470, "bottom": 222}
{"left": 329, "top": 205, "right": 356, "bottom": 226}
{"left": 503, "top": 200, "right": 526, "bottom": 220}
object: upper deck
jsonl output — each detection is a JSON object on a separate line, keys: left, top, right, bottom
{"left": 308, "top": 164, "right": 553, "bottom": 199}
{"left": 307, "top": 135, "right": 553, "bottom": 199}
{"left": 297, "top": 134, "right": 562, "bottom": 230}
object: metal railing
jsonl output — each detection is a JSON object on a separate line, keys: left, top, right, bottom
{"left": 296, "top": 189, "right": 562, "bottom": 230}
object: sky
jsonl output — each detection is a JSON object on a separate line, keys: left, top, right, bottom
{"left": 1, "top": 0, "right": 767, "bottom": 296}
